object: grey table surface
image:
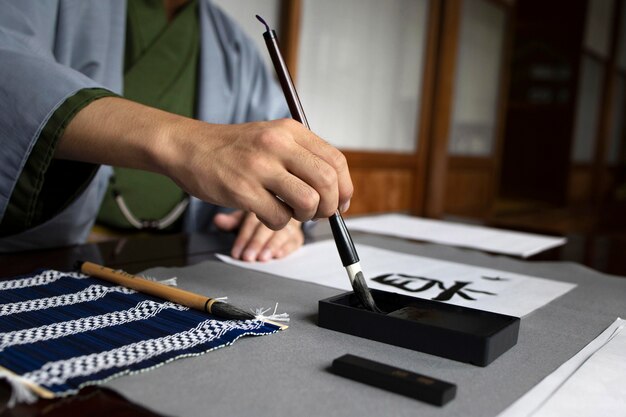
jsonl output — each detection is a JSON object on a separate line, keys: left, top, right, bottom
{"left": 105, "top": 232, "right": 626, "bottom": 417}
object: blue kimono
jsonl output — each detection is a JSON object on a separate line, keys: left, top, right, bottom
{"left": 0, "top": 0, "right": 288, "bottom": 251}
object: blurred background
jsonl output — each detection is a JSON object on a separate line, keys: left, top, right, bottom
{"left": 214, "top": 0, "right": 626, "bottom": 274}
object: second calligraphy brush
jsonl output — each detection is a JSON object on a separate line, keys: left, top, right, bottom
{"left": 76, "top": 261, "right": 261, "bottom": 322}
{"left": 256, "top": 15, "right": 381, "bottom": 313}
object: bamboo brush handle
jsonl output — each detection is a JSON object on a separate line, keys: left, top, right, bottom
{"left": 79, "top": 262, "right": 220, "bottom": 313}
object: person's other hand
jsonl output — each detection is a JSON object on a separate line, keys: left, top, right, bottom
{"left": 213, "top": 210, "right": 304, "bottom": 262}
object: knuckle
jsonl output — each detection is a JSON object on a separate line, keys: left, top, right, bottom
{"left": 341, "top": 182, "right": 354, "bottom": 200}
{"left": 230, "top": 181, "right": 255, "bottom": 208}
{"left": 330, "top": 149, "right": 348, "bottom": 169}
{"left": 246, "top": 153, "right": 270, "bottom": 173}
{"left": 319, "top": 165, "right": 337, "bottom": 189}
{"left": 297, "top": 189, "right": 320, "bottom": 214}
{"left": 257, "top": 130, "right": 281, "bottom": 150}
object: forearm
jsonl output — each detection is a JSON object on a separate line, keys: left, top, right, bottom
{"left": 55, "top": 96, "right": 353, "bottom": 230}
{"left": 55, "top": 96, "right": 189, "bottom": 176}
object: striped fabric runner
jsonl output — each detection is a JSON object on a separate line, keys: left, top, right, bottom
{"left": 0, "top": 270, "right": 280, "bottom": 397}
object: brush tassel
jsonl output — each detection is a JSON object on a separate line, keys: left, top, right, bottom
{"left": 330, "top": 215, "right": 382, "bottom": 312}
{"left": 346, "top": 263, "right": 382, "bottom": 313}
{"left": 209, "top": 301, "right": 256, "bottom": 321}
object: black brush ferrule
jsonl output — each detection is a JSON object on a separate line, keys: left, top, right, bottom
{"left": 329, "top": 213, "right": 359, "bottom": 266}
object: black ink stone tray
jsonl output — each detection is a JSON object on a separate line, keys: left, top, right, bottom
{"left": 318, "top": 289, "right": 520, "bottom": 366}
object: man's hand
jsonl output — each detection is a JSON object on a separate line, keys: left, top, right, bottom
{"left": 167, "top": 118, "right": 352, "bottom": 229}
{"left": 57, "top": 98, "right": 353, "bottom": 229}
{"left": 213, "top": 210, "right": 304, "bottom": 261}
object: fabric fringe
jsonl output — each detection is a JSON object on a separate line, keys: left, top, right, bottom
{"left": 139, "top": 275, "right": 178, "bottom": 287}
{"left": 0, "top": 271, "right": 282, "bottom": 403}
{"left": 0, "top": 369, "right": 38, "bottom": 407}
{"left": 253, "top": 303, "right": 290, "bottom": 322}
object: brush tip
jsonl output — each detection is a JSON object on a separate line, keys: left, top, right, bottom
{"left": 353, "top": 271, "right": 383, "bottom": 313}
{"left": 211, "top": 301, "right": 256, "bottom": 321}
{"left": 73, "top": 260, "right": 85, "bottom": 271}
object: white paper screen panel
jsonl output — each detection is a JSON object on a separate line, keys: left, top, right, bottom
{"left": 296, "top": 0, "right": 429, "bottom": 152}
{"left": 448, "top": 0, "right": 506, "bottom": 157}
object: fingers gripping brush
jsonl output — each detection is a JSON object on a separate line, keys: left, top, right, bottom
{"left": 256, "top": 15, "right": 381, "bottom": 313}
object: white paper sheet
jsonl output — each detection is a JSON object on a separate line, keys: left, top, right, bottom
{"left": 217, "top": 240, "right": 575, "bottom": 318}
{"left": 345, "top": 214, "right": 567, "bottom": 258}
{"left": 498, "top": 318, "right": 626, "bottom": 417}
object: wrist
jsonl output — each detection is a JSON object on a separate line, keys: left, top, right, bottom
{"left": 156, "top": 117, "right": 224, "bottom": 181}
{"left": 59, "top": 97, "right": 193, "bottom": 175}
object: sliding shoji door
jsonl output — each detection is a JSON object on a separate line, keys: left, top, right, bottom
{"left": 295, "top": 0, "right": 433, "bottom": 215}
{"left": 443, "top": 0, "right": 510, "bottom": 218}
{"left": 569, "top": 0, "right": 626, "bottom": 204}
{"left": 214, "top": 0, "right": 513, "bottom": 219}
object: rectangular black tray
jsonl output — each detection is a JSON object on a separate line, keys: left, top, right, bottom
{"left": 318, "top": 289, "right": 520, "bottom": 366}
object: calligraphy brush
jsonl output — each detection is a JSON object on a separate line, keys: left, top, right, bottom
{"left": 256, "top": 15, "right": 381, "bottom": 313}
{"left": 76, "top": 261, "right": 258, "bottom": 321}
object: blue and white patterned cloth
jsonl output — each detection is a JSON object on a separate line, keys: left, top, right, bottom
{"left": 0, "top": 270, "right": 280, "bottom": 397}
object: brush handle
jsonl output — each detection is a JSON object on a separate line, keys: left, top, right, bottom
{"left": 328, "top": 213, "right": 359, "bottom": 266}
{"left": 262, "top": 28, "right": 309, "bottom": 127}
{"left": 78, "top": 261, "right": 220, "bottom": 314}
{"left": 261, "top": 25, "right": 360, "bottom": 267}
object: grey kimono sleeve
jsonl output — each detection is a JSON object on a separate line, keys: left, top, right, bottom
{"left": 0, "top": 88, "right": 118, "bottom": 237}
{"left": 0, "top": 1, "right": 124, "bottom": 230}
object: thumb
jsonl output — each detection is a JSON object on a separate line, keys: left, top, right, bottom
{"left": 213, "top": 210, "right": 246, "bottom": 231}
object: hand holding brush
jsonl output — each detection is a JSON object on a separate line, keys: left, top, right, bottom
{"left": 256, "top": 15, "right": 381, "bottom": 313}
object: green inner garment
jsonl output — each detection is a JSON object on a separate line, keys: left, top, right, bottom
{"left": 97, "top": 0, "right": 199, "bottom": 230}
{"left": 0, "top": 88, "right": 117, "bottom": 237}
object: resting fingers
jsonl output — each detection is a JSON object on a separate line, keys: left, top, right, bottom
{"left": 260, "top": 221, "right": 304, "bottom": 260}
{"left": 228, "top": 212, "right": 304, "bottom": 262}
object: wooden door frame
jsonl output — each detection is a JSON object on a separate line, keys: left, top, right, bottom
{"left": 414, "top": 0, "right": 462, "bottom": 218}
{"left": 411, "top": 0, "right": 445, "bottom": 216}
{"left": 590, "top": 0, "right": 624, "bottom": 204}
{"left": 279, "top": 0, "right": 302, "bottom": 83}
{"left": 487, "top": 0, "right": 515, "bottom": 217}
{"left": 443, "top": 0, "right": 514, "bottom": 219}
{"left": 280, "top": 0, "right": 443, "bottom": 213}
{"left": 279, "top": 0, "right": 512, "bottom": 219}
{"left": 416, "top": 0, "right": 513, "bottom": 219}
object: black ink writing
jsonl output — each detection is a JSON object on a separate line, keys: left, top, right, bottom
{"left": 481, "top": 275, "right": 510, "bottom": 281}
{"left": 371, "top": 273, "right": 497, "bottom": 302}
